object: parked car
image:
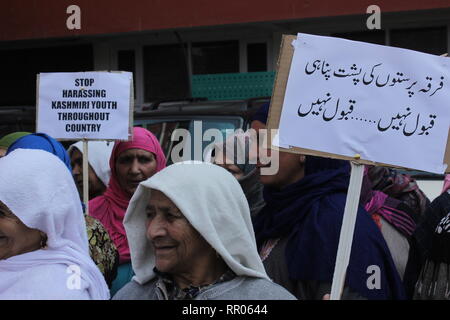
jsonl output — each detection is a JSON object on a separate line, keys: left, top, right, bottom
{"left": 0, "top": 98, "right": 444, "bottom": 200}
{"left": 0, "top": 105, "right": 36, "bottom": 138}
{"left": 133, "top": 97, "right": 269, "bottom": 164}
{"left": 134, "top": 98, "right": 445, "bottom": 201}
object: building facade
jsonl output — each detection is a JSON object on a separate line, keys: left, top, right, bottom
{"left": 1, "top": 0, "right": 450, "bottom": 108}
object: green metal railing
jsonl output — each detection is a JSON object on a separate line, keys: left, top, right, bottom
{"left": 192, "top": 71, "right": 275, "bottom": 100}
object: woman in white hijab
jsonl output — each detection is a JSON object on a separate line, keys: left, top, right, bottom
{"left": 0, "top": 149, "right": 110, "bottom": 299}
{"left": 113, "top": 161, "right": 295, "bottom": 300}
{"left": 68, "top": 140, "right": 113, "bottom": 200}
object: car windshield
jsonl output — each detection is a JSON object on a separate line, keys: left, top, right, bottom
{"left": 135, "top": 117, "right": 242, "bottom": 164}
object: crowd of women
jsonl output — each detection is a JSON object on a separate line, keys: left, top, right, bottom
{"left": 0, "top": 103, "right": 449, "bottom": 300}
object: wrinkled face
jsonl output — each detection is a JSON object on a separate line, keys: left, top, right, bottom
{"left": 115, "top": 148, "right": 157, "bottom": 197}
{"left": 70, "top": 148, "right": 106, "bottom": 199}
{"left": 146, "top": 190, "right": 214, "bottom": 275}
{"left": 0, "top": 201, "right": 42, "bottom": 260}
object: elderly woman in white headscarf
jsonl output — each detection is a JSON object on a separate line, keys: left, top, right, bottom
{"left": 113, "top": 161, "right": 295, "bottom": 300}
{"left": 0, "top": 149, "right": 109, "bottom": 299}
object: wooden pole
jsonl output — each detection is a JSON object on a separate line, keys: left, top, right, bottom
{"left": 330, "top": 161, "right": 365, "bottom": 300}
{"left": 82, "top": 139, "right": 89, "bottom": 214}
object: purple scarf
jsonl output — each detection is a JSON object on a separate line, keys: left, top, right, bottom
{"left": 364, "top": 191, "right": 416, "bottom": 237}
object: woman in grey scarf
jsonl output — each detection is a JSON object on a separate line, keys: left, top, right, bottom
{"left": 212, "top": 131, "right": 265, "bottom": 217}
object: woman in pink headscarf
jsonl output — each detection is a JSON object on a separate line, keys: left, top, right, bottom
{"left": 89, "top": 127, "right": 166, "bottom": 296}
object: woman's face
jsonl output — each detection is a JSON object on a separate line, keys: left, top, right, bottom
{"left": 0, "top": 201, "right": 43, "bottom": 260}
{"left": 115, "top": 148, "right": 158, "bottom": 196}
{"left": 145, "top": 190, "right": 216, "bottom": 277}
{"left": 213, "top": 151, "right": 244, "bottom": 180}
{"left": 70, "top": 148, "right": 106, "bottom": 200}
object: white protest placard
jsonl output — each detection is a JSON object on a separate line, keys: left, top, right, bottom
{"left": 278, "top": 33, "right": 450, "bottom": 174}
{"left": 37, "top": 71, "right": 133, "bottom": 140}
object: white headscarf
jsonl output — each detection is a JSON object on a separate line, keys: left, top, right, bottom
{"left": 0, "top": 149, "right": 110, "bottom": 300}
{"left": 68, "top": 141, "right": 113, "bottom": 187}
{"left": 124, "top": 161, "right": 268, "bottom": 285}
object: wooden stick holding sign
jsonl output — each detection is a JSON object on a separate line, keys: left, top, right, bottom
{"left": 82, "top": 139, "right": 89, "bottom": 214}
{"left": 330, "top": 161, "right": 364, "bottom": 299}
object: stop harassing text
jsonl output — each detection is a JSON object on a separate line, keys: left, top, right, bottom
{"left": 50, "top": 78, "right": 119, "bottom": 133}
